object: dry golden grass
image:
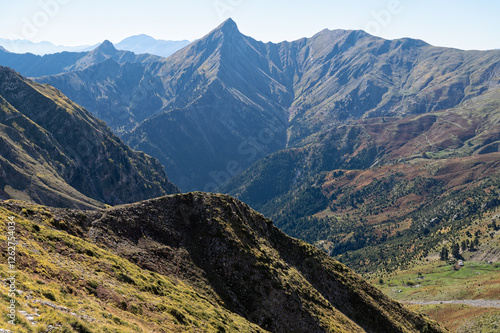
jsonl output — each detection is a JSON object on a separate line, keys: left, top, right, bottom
{"left": 0, "top": 204, "right": 266, "bottom": 332}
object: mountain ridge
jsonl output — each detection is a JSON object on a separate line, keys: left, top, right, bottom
{"left": 0, "top": 192, "right": 445, "bottom": 332}
{"left": 29, "top": 20, "right": 500, "bottom": 191}
{"left": 0, "top": 66, "right": 179, "bottom": 208}
{"left": 0, "top": 40, "right": 163, "bottom": 77}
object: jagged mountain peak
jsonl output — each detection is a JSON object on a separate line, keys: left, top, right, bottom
{"left": 217, "top": 17, "right": 238, "bottom": 31}
{"left": 160, "top": 18, "right": 242, "bottom": 62}
{"left": 207, "top": 17, "right": 242, "bottom": 40}
{"left": 93, "top": 39, "right": 117, "bottom": 53}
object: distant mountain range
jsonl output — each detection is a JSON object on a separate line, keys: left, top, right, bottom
{"left": 0, "top": 35, "right": 189, "bottom": 57}
{"left": 0, "top": 37, "right": 95, "bottom": 55}
{"left": 115, "top": 34, "right": 190, "bottom": 58}
{"left": 20, "top": 19, "right": 500, "bottom": 193}
{"left": 0, "top": 40, "right": 163, "bottom": 77}
{"left": 1, "top": 18, "right": 499, "bottom": 273}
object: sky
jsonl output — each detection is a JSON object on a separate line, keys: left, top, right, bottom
{"left": 0, "top": 0, "right": 499, "bottom": 50}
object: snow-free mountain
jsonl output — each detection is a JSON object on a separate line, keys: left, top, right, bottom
{"left": 0, "top": 35, "right": 188, "bottom": 57}
{"left": 2, "top": 18, "right": 500, "bottom": 269}
{"left": 115, "top": 34, "right": 190, "bottom": 58}
{"left": 25, "top": 19, "right": 500, "bottom": 193}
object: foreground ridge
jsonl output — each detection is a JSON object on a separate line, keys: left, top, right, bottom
{"left": 1, "top": 192, "right": 444, "bottom": 332}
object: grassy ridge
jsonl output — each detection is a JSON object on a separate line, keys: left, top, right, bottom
{"left": 0, "top": 203, "right": 265, "bottom": 332}
{"left": 0, "top": 193, "right": 445, "bottom": 332}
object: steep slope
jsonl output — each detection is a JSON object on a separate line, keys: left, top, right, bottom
{"left": 281, "top": 30, "right": 500, "bottom": 146}
{"left": 31, "top": 20, "right": 500, "bottom": 192}
{"left": 0, "top": 201, "right": 265, "bottom": 332}
{"left": 220, "top": 87, "right": 500, "bottom": 271}
{"left": 0, "top": 40, "right": 162, "bottom": 77}
{"left": 35, "top": 59, "right": 159, "bottom": 131}
{"left": 121, "top": 19, "right": 292, "bottom": 190}
{"left": 116, "top": 34, "right": 190, "bottom": 58}
{"left": 0, "top": 66, "right": 178, "bottom": 208}
{"left": 0, "top": 96, "right": 104, "bottom": 209}
{"left": 0, "top": 193, "right": 445, "bottom": 332}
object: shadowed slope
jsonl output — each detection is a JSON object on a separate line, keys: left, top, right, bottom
{"left": 0, "top": 66, "right": 178, "bottom": 208}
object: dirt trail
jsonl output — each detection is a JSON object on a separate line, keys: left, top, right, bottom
{"left": 403, "top": 300, "right": 500, "bottom": 308}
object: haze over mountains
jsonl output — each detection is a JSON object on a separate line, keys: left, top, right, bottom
{"left": 115, "top": 34, "right": 190, "bottom": 58}
{"left": 20, "top": 18, "right": 499, "bottom": 193}
{"left": 0, "top": 37, "right": 95, "bottom": 55}
{"left": 0, "top": 40, "right": 163, "bottom": 77}
{"left": 0, "top": 35, "right": 189, "bottom": 57}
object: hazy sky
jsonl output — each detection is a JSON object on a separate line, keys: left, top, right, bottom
{"left": 1, "top": 0, "right": 499, "bottom": 50}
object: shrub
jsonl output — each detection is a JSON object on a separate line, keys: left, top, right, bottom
{"left": 117, "top": 273, "right": 136, "bottom": 285}
{"left": 169, "top": 308, "right": 186, "bottom": 324}
{"left": 43, "top": 291, "right": 57, "bottom": 301}
{"left": 70, "top": 320, "right": 93, "bottom": 333}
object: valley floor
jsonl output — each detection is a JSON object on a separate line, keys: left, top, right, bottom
{"left": 373, "top": 260, "right": 500, "bottom": 332}
{"left": 368, "top": 207, "right": 500, "bottom": 332}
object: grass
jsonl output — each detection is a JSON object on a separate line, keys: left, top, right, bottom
{"left": 371, "top": 257, "right": 500, "bottom": 332}
{"left": 363, "top": 208, "right": 500, "bottom": 332}
{"left": 0, "top": 204, "right": 266, "bottom": 332}
{"left": 408, "top": 304, "right": 499, "bottom": 333}
{"left": 375, "top": 260, "right": 500, "bottom": 302}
